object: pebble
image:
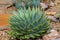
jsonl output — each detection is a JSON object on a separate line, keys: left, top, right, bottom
{"left": 43, "top": 29, "right": 59, "bottom": 40}
{"left": 45, "top": 12, "right": 56, "bottom": 15}
{"left": 49, "top": 1, "right": 55, "bottom": 7}
{"left": 0, "top": 31, "right": 10, "bottom": 40}
{"left": 40, "top": 3, "right": 48, "bottom": 10}
{"left": 55, "top": 38, "right": 60, "bottom": 40}
{"left": 48, "top": 16, "right": 59, "bottom": 22}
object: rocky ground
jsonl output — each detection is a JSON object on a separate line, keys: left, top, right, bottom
{"left": 42, "top": 1, "right": 60, "bottom": 40}
{"left": 0, "top": 0, "right": 60, "bottom": 40}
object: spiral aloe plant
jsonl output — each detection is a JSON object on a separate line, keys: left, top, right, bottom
{"left": 9, "top": 8, "right": 50, "bottom": 40}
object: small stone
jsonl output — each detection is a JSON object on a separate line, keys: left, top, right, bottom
{"left": 55, "top": 0, "right": 60, "bottom": 5}
{"left": 45, "top": 12, "right": 56, "bottom": 15}
{"left": 43, "top": 29, "right": 59, "bottom": 40}
{"left": 54, "top": 13, "right": 60, "bottom": 18}
{"left": 48, "top": 16, "right": 59, "bottom": 22}
{"left": 0, "top": 31, "right": 10, "bottom": 40}
{"left": 40, "top": 3, "right": 48, "bottom": 10}
{"left": 55, "top": 38, "right": 60, "bottom": 40}
{"left": 49, "top": 1, "right": 55, "bottom": 7}
{"left": 54, "top": 13, "right": 60, "bottom": 22}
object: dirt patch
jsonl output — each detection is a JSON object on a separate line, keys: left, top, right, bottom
{"left": 0, "top": 14, "right": 11, "bottom": 26}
